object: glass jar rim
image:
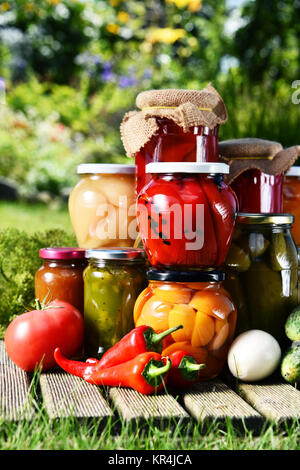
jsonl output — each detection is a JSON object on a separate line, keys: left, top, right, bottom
{"left": 146, "top": 162, "right": 229, "bottom": 174}
{"left": 39, "top": 247, "right": 86, "bottom": 260}
{"left": 77, "top": 164, "right": 135, "bottom": 175}
{"left": 237, "top": 213, "right": 294, "bottom": 225}
{"left": 147, "top": 268, "right": 225, "bottom": 282}
{"left": 85, "top": 247, "right": 145, "bottom": 261}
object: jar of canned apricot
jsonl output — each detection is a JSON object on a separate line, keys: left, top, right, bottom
{"left": 134, "top": 269, "right": 237, "bottom": 380}
{"left": 68, "top": 164, "right": 137, "bottom": 249}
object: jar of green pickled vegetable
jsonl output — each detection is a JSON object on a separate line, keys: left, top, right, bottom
{"left": 83, "top": 248, "right": 146, "bottom": 357}
{"left": 224, "top": 214, "right": 298, "bottom": 348}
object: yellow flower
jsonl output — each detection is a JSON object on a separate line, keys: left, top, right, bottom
{"left": 147, "top": 28, "right": 186, "bottom": 45}
{"left": 1, "top": 2, "right": 10, "bottom": 11}
{"left": 109, "top": 0, "right": 123, "bottom": 6}
{"left": 187, "top": 37, "right": 198, "bottom": 48}
{"left": 188, "top": 0, "right": 202, "bottom": 12}
{"left": 25, "top": 2, "right": 35, "bottom": 11}
{"left": 165, "top": 0, "right": 202, "bottom": 10}
{"left": 106, "top": 23, "right": 120, "bottom": 35}
{"left": 117, "top": 11, "right": 130, "bottom": 23}
{"left": 48, "top": 0, "right": 61, "bottom": 5}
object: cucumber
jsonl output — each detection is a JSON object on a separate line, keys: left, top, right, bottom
{"left": 285, "top": 306, "right": 300, "bottom": 342}
{"left": 281, "top": 344, "right": 300, "bottom": 384}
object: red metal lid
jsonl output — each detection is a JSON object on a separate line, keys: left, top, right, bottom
{"left": 39, "top": 247, "right": 86, "bottom": 260}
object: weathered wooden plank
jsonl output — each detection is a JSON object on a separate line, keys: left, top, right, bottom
{"left": 39, "top": 370, "right": 113, "bottom": 420}
{"left": 237, "top": 381, "right": 300, "bottom": 423}
{"left": 181, "top": 379, "right": 263, "bottom": 430}
{"left": 0, "top": 341, "right": 36, "bottom": 421}
{"left": 109, "top": 387, "right": 190, "bottom": 427}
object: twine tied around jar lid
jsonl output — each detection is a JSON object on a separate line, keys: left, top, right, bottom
{"left": 120, "top": 84, "right": 228, "bottom": 158}
{"left": 218, "top": 138, "right": 300, "bottom": 184}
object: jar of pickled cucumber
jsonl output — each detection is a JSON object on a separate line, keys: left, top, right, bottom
{"left": 84, "top": 248, "right": 146, "bottom": 356}
{"left": 134, "top": 269, "right": 237, "bottom": 380}
{"left": 224, "top": 213, "right": 298, "bottom": 347}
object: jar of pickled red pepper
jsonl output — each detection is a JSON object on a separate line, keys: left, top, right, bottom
{"left": 136, "top": 162, "right": 238, "bottom": 268}
{"left": 35, "top": 247, "right": 87, "bottom": 314}
{"left": 68, "top": 164, "right": 137, "bottom": 249}
{"left": 283, "top": 166, "right": 300, "bottom": 246}
{"left": 224, "top": 214, "right": 298, "bottom": 348}
{"left": 134, "top": 269, "right": 237, "bottom": 380}
{"left": 83, "top": 248, "right": 146, "bottom": 357}
{"left": 135, "top": 119, "right": 219, "bottom": 195}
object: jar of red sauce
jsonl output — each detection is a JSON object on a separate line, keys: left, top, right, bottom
{"left": 135, "top": 119, "right": 219, "bottom": 195}
{"left": 283, "top": 166, "right": 300, "bottom": 246}
{"left": 230, "top": 169, "right": 283, "bottom": 213}
{"left": 35, "top": 248, "right": 87, "bottom": 314}
{"left": 136, "top": 162, "right": 238, "bottom": 268}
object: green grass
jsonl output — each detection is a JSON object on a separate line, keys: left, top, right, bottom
{"left": 0, "top": 407, "right": 299, "bottom": 451}
{"left": 0, "top": 372, "right": 299, "bottom": 451}
{"left": 0, "top": 201, "right": 72, "bottom": 234}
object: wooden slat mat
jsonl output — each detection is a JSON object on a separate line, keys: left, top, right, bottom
{"left": 181, "top": 379, "right": 263, "bottom": 429}
{"left": 0, "top": 341, "right": 36, "bottom": 421}
{"left": 238, "top": 382, "right": 300, "bottom": 423}
{"left": 109, "top": 387, "right": 189, "bottom": 427}
{"left": 39, "top": 370, "right": 113, "bottom": 420}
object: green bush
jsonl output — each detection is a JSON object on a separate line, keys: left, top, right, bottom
{"left": 0, "top": 227, "right": 77, "bottom": 337}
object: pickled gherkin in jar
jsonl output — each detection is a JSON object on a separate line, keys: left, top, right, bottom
{"left": 224, "top": 214, "right": 298, "bottom": 348}
{"left": 83, "top": 248, "right": 146, "bottom": 356}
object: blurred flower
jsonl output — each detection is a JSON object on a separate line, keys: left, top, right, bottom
{"left": 117, "top": 11, "right": 130, "bottom": 23}
{"left": 106, "top": 23, "right": 120, "bottom": 35}
{"left": 0, "top": 77, "right": 6, "bottom": 105}
{"left": 1, "top": 2, "right": 10, "bottom": 11}
{"left": 165, "top": 0, "right": 202, "bottom": 10}
{"left": 109, "top": 0, "right": 124, "bottom": 6}
{"left": 147, "top": 28, "right": 186, "bottom": 44}
{"left": 119, "top": 75, "right": 138, "bottom": 88}
{"left": 101, "top": 61, "right": 115, "bottom": 82}
{"left": 48, "top": 0, "right": 61, "bottom": 5}
{"left": 143, "top": 68, "right": 153, "bottom": 79}
{"left": 187, "top": 37, "right": 198, "bottom": 48}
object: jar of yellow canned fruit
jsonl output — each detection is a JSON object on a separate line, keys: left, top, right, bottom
{"left": 134, "top": 269, "right": 237, "bottom": 380}
{"left": 68, "top": 164, "right": 137, "bottom": 249}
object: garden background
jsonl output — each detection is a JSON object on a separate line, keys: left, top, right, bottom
{"left": 0, "top": 0, "right": 300, "bottom": 451}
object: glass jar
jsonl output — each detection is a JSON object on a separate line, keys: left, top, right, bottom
{"left": 230, "top": 169, "right": 283, "bottom": 213}
{"left": 35, "top": 247, "right": 87, "bottom": 314}
{"left": 68, "top": 164, "right": 137, "bottom": 249}
{"left": 283, "top": 166, "right": 300, "bottom": 246}
{"left": 137, "top": 162, "right": 238, "bottom": 268}
{"left": 224, "top": 213, "right": 298, "bottom": 347}
{"left": 135, "top": 119, "right": 219, "bottom": 195}
{"left": 134, "top": 269, "right": 237, "bottom": 380}
{"left": 83, "top": 248, "right": 146, "bottom": 356}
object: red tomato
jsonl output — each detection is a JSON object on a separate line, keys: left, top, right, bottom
{"left": 4, "top": 300, "right": 84, "bottom": 372}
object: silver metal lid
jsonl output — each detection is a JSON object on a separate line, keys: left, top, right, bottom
{"left": 77, "top": 164, "right": 135, "bottom": 175}
{"left": 85, "top": 247, "right": 145, "bottom": 260}
{"left": 146, "top": 162, "right": 229, "bottom": 174}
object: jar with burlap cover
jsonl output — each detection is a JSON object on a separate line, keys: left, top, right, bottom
{"left": 120, "top": 84, "right": 228, "bottom": 157}
{"left": 218, "top": 138, "right": 300, "bottom": 184}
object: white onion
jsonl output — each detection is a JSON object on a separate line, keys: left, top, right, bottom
{"left": 227, "top": 330, "right": 281, "bottom": 382}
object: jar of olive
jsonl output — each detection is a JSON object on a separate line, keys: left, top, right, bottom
{"left": 224, "top": 213, "right": 298, "bottom": 348}
{"left": 83, "top": 248, "right": 146, "bottom": 357}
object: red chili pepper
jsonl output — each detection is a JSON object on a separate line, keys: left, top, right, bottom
{"left": 167, "top": 350, "right": 206, "bottom": 389}
{"left": 97, "top": 324, "right": 182, "bottom": 369}
{"left": 54, "top": 348, "right": 171, "bottom": 395}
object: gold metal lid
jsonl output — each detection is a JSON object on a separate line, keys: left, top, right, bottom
{"left": 237, "top": 213, "right": 294, "bottom": 225}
